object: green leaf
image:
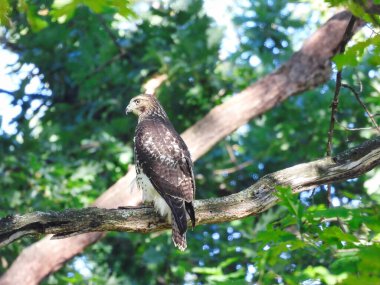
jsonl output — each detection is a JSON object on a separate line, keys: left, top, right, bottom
{"left": 0, "top": 0, "right": 11, "bottom": 26}
{"left": 333, "top": 35, "right": 380, "bottom": 69}
{"left": 51, "top": 0, "right": 135, "bottom": 23}
{"left": 193, "top": 266, "right": 223, "bottom": 275}
{"left": 275, "top": 186, "right": 298, "bottom": 217}
{"left": 303, "top": 266, "right": 348, "bottom": 285}
{"left": 320, "top": 226, "right": 358, "bottom": 243}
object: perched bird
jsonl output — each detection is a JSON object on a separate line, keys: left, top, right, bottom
{"left": 125, "top": 94, "right": 196, "bottom": 250}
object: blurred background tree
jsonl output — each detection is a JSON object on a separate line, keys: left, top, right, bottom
{"left": 0, "top": 0, "right": 379, "bottom": 284}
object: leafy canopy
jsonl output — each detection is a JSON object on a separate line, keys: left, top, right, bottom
{"left": 0, "top": 0, "right": 379, "bottom": 284}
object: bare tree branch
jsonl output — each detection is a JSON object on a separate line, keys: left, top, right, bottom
{"left": 342, "top": 83, "right": 380, "bottom": 133}
{"left": 213, "top": 160, "right": 254, "bottom": 175}
{"left": 326, "top": 15, "right": 357, "bottom": 207}
{"left": 143, "top": 74, "right": 168, "bottom": 95}
{"left": 1, "top": 136, "right": 379, "bottom": 248}
{"left": 326, "top": 15, "right": 358, "bottom": 158}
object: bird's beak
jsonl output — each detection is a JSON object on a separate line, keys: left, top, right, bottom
{"left": 125, "top": 104, "right": 132, "bottom": 115}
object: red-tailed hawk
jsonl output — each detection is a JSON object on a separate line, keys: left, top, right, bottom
{"left": 126, "top": 94, "right": 196, "bottom": 250}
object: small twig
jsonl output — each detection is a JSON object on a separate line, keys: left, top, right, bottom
{"left": 326, "top": 68, "right": 342, "bottom": 206}
{"left": 327, "top": 69, "right": 343, "bottom": 157}
{"left": 365, "top": 24, "right": 380, "bottom": 36}
{"left": 335, "top": 248, "right": 359, "bottom": 255}
{"left": 335, "top": 114, "right": 378, "bottom": 132}
{"left": 342, "top": 83, "right": 380, "bottom": 133}
{"left": 338, "top": 220, "right": 349, "bottom": 233}
{"left": 320, "top": 216, "right": 348, "bottom": 233}
{"left": 225, "top": 142, "right": 238, "bottom": 164}
{"left": 0, "top": 88, "right": 15, "bottom": 95}
{"left": 327, "top": 15, "right": 358, "bottom": 157}
{"left": 78, "top": 16, "right": 131, "bottom": 85}
{"left": 336, "top": 124, "right": 378, "bottom": 132}
{"left": 326, "top": 15, "right": 357, "bottom": 209}
{"left": 78, "top": 53, "right": 124, "bottom": 84}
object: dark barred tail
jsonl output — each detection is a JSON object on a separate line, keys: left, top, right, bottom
{"left": 172, "top": 214, "right": 187, "bottom": 251}
{"left": 185, "top": 201, "right": 195, "bottom": 229}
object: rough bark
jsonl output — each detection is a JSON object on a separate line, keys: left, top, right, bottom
{"left": 1, "top": 136, "right": 379, "bottom": 247}
{"left": 0, "top": 10, "right": 365, "bottom": 285}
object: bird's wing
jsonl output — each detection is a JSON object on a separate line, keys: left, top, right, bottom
{"left": 135, "top": 119, "right": 194, "bottom": 201}
{"left": 135, "top": 119, "right": 195, "bottom": 234}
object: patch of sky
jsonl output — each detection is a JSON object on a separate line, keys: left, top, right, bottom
{"left": 202, "top": 244, "right": 210, "bottom": 251}
{"left": 211, "top": 248, "right": 220, "bottom": 256}
{"left": 0, "top": 48, "right": 50, "bottom": 135}
{"left": 73, "top": 256, "right": 92, "bottom": 279}
{"left": 184, "top": 272, "right": 198, "bottom": 284}
{"left": 252, "top": 173, "right": 259, "bottom": 180}
{"left": 350, "top": 199, "right": 361, "bottom": 208}
{"left": 331, "top": 197, "right": 340, "bottom": 207}
{"left": 280, "top": 252, "right": 291, "bottom": 260}
{"left": 212, "top": 232, "right": 220, "bottom": 240}
{"left": 204, "top": 0, "right": 240, "bottom": 60}
{"left": 249, "top": 55, "right": 261, "bottom": 67}
{"left": 302, "top": 279, "right": 322, "bottom": 285}
{"left": 245, "top": 264, "right": 256, "bottom": 282}
{"left": 368, "top": 70, "right": 377, "bottom": 78}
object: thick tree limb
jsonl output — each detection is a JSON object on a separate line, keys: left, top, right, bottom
{"left": 1, "top": 137, "right": 379, "bottom": 247}
{"left": 0, "top": 10, "right": 365, "bottom": 285}
{"left": 182, "top": 11, "right": 364, "bottom": 161}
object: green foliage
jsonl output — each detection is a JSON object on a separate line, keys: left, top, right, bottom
{"left": 1, "top": 0, "right": 380, "bottom": 284}
{"left": 0, "top": 0, "right": 135, "bottom": 30}
{"left": 323, "top": 0, "right": 380, "bottom": 26}
{"left": 334, "top": 34, "right": 380, "bottom": 69}
{"left": 51, "top": 0, "right": 135, "bottom": 22}
{"left": 238, "top": 186, "right": 380, "bottom": 284}
{"left": 0, "top": 0, "right": 11, "bottom": 26}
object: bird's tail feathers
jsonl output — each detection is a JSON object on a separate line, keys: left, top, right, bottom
{"left": 172, "top": 214, "right": 187, "bottom": 251}
{"left": 185, "top": 201, "right": 195, "bottom": 229}
{"left": 166, "top": 196, "right": 187, "bottom": 235}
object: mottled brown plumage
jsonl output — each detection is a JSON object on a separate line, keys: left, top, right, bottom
{"left": 126, "top": 94, "right": 195, "bottom": 250}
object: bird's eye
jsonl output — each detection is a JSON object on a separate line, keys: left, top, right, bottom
{"left": 135, "top": 99, "right": 140, "bottom": 104}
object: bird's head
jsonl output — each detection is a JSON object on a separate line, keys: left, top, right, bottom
{"left": 126, "top": 94, "right": 167, "bottom": 119}
{"left": 125, "top": 94, "right": 153, "bottom": 116}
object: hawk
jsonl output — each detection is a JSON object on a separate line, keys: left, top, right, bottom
{"left": 125, "top": 94, "right": 196, "bottom": 250}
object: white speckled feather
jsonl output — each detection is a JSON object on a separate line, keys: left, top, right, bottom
{"left": 137, "top": 173, "right": 171, "bottom": 220}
